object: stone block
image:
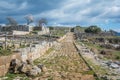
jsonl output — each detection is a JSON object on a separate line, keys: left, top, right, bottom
{"left": 0, "top": 65, "right": 5, "bottom": 76}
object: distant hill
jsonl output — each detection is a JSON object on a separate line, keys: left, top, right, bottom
{"left": 116, "top": 32, "right": 120, "bottom": 36}
{"left": 112, "top": 31, "right": 120, "bottom": 36}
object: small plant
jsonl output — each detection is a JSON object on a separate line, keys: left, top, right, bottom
{"left": 82, "top": 70, "right": 94, "bottom": 75}
{"left": 0, "top": 48, "right": 12, "bottom": 56}
{"left": 5, "top": 73, "right": 29, "bottom": 80}
{"left": 115, "top": 56, "right": 120, "bottom": 60}
{"left": 20, "top": 44, "right": 26, "bottom": 48}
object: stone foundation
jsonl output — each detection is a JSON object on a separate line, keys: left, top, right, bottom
{"left": 0, "top": 53, "right": 21, "bottom": 76}
{"left": 0, "top": 34, "right": 67, "bottom": 76}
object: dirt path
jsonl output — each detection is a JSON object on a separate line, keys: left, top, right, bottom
{"left": 34, "top": 33, "right": 95, "bottom": 80}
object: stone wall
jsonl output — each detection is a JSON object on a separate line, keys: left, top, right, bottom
{"left": 57, "top": 34, "right": 67, "bottom": 42}
{"left": 13, "top": 30, "right": 30, "bottom": 35}
{"left": 37, "top": 28, "right": 49, "bottom": 35}
{"left": 0, "top": 53, "right": 21, "bottom": 76}
{"left": 18, "top": 41, "right": 57, "bottom": 61}
{"left": 0, "top": 33, "right": 66, "bottom": 76}
{"left": 0, "top": 41, "right": 55, "bottom": 76}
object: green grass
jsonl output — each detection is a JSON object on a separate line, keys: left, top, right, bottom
{"left": 82, "top": 42, "right": 103, "bottom": 50}
{"left": 4, "top": 73, "right": 29, "bottom": 80}
{"left": 45, "top": 48, "right": 54, "bottom": 54}
{"left": 82, "top": 70, "right": 94, "bottom": 75}
{"left": 34, "top": 48, "right": 54, "bottom": 65}
{"left": 86, "top": 59, "right": 108, "bottom": 76}
{"left": 81, "top": 41, "right": 120, "bottom": 60}
{"left": 50, "top": 30, "right": 66, "bottom": 37}
{"left": 113, "top": 51, "right": 120, "bottom": 60}
{"left": 0, "top": 49, "right": 12, "bottom": 56}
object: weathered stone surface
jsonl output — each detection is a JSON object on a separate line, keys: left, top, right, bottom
{"left": 37, "top": 64, "right": 47, "bottom": 72}
{"left": 0, "top": 53, "right": 21, "bottom": 76}
{"left": 26, "top": 66, "right": 41, "bottom": 76}
{"left": 9, "top": 59, "right": 22, "bottom": 73}
{"left": 26, "top": 59, "right": 33, "bottom": 65}
{"left": 19, "top": 63, "right": 28, "bottom": 73}
{"left": 8, "top": 58, "right": 42, "bottom": 77}
{"left": 0, "top": 65, "right": 5, "bottom": 76}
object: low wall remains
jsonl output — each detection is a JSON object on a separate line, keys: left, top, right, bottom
{"left": 18, "top": 41, "right": 57, "bottom": 61}
{"left": 0, "top": 53, "right": 21, "bottom": 76}
{"left": 13, "top": 30, "right": 29, "bottom": 35}
{"left": 0, "top": 33, "right": 67, "bottom": 76}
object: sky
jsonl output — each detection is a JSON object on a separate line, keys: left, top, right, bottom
{"left": 0, "top": 0, "right": 120, "bottom": 32}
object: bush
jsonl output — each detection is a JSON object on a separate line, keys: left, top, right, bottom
{"left": 0, "top": 49, "right": 12, "bottom": 56}
{"left": 85, "top": 25, "right": 101, "bottom": 34}
{"left": 100, "top": 50, "right": 106, "bottom": 55}
{"left": 115, "top": 56, "right": 120, "bottom": 60}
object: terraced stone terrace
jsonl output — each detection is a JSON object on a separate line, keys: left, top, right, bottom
{"left": 34, "top": 33, "right": 95, "bottom": 80}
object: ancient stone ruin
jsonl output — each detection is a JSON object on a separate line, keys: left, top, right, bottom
{"left": 9, "top": 59, "right": 46, "bottom": 77}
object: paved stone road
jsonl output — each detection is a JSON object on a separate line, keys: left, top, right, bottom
{"left": 34, "top": 33, "right": 95, "bottom": 80}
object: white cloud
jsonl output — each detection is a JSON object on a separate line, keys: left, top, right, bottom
{"left": 113, "top": 29, "right": 120, "bottom": 32}
{"left": 35, "top": 0, "right": 114, "bottom": 24}
{"left": 0, "top": 1, "right": 28, "bottom": 12}
{"left": 37, "top": 0, "right": 120, "bottom": 24}
{"left": 18, "top": 2, "right": 28, "bottom": 10}
{"left": 0, "top": 1, "right": 16, "bottom": 9}
{"left": 1, "top": 0, "right": 120, "bottom": 31}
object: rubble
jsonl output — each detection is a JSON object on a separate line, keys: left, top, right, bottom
{"left": 9, "top": 59, "right": 43, "bottom": 77}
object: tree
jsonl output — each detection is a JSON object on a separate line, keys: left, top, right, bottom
{"left": 6, "top": 16, "right": 18, "bottom": 26}
{"left": 24, "top": 14, "right": 34, "bottom": 25}
{"left": 49, "top": 26, "right": 54, "bottom": 30}
{"left": 38, "top": 18, "right": 47, "bottom": 27}
{"left": 85, "top": 25, "right": 101, "bottom": 34}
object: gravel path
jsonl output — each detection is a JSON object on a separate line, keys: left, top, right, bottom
{"left": 34, "top": 33, "right": 95, "bottom": 80}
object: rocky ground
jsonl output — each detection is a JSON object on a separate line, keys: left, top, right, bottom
{"left": 76, "top": 41, "right": 120, "bottom": 80}
{"left": 34, "top": 33, "right": 95, "bottom": 80}
{"left": 0, "top": 33, "right": 95, "bottom": 80}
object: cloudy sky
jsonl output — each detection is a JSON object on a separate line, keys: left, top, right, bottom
{"left": 0, "top": 0, "right": 120, "bottom": 32}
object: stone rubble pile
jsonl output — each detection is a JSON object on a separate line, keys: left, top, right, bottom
{"left": 9, "top": 59, "right": 46, "bottom": 76}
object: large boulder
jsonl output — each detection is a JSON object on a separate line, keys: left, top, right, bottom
{"left": 37, "top": 64, "right": 47, "bottom": 72}
{"left": 26, "top": 66, "right": 41, "bottom": 76}
{"left": 19, "top": 62, "right": 28, "bottom": 73}
{"left": 9, "top": 59, "right": 42, "bottom": 77}
{"left": 9, "top": 59, "right": 22, "bottom": 73}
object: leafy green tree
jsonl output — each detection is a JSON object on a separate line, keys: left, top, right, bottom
{"left": 85, "top": 25, "right": 101, "bottom": 34}
{"left": 49, "top": 26, "right": 54, "bottom": 30}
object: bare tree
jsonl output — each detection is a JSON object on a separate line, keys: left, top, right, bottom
{"left": 6, "top": 17, "right": 18, "bottom": 26}
{"left": 38, "top": 18, "right": 47, "bottom": 27}
{"left": 24, "top": 14, "right": 34, "bottom": 25}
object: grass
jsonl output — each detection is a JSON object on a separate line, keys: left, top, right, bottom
{"left": 34, "top": 47, "right": 54, "bottom": 65}
{"left": 20, "top": 44, "right": 26, "bottom": 48}
{"left": 113, "top": 51, "right": 120, "bottom": 60}
{"left": 86, "top": 59, "right": 108, "bottom": 76}
{"left": 45, "top": 48, "right": 54, "bottom": 54}
{"left": 0, "top": 48, "right": 12, "bottom": 56}
{"left": 82, "top": 41, "right": 120, "bottom": 61}
{"left": 82, "top": 42, "right": 103, "bottom": 50}
{"left": 82, "top": 70, "right": 94, "bottom": 75}
{"left": 50, "top": 30, "right": 66, "bottom": 37}
{"left": 4, "top": 73, "right": 29, "bottom": 80}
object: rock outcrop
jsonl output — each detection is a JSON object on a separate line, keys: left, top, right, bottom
{"left": 9, "top": 59, "right": 43, "bottom": 76}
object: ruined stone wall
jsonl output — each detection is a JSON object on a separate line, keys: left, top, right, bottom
{"left": 57, "top": 34, "right": 67, "bottom": 42}
{"left": 0, "top": 33, "right": 66, "bottom": 76}
{"left": 12, "top": 30, "right": 30, "bottom": 35}
{"left": 0, "top": 41, "right": 55, "bottom": 76}
{"left": 0, "top": 53, "right": 21, "bottom": 76}
{"left": 18, "top": 41, "right": 57, "bottom": 61}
